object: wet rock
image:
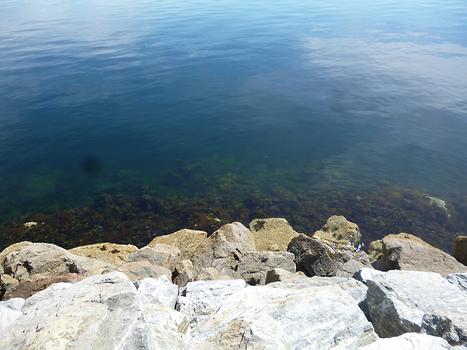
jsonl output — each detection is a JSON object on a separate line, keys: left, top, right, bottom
{"left": 427, "top": 195, "right": 451, "bottom": 218}
{"left": 379, "top": 233, "right": 467, "bottom": 276}
{"left": 178, "top": 279, "right": 247, "bottom": 325}
{"left": 129, "top": 244, "right": 181, "bottom": 272}
{"left": 360, "top": 333, "right": 452, "bottom": 350}
{"left": 287, "top": 233, "right": 340, "bottom": 276}
{"left": 148, "top": 229, "right": 208, "bottom": 261}
{"left": 0, "top": 298, "right": 24, "bottom": 332}
{"left": 454, "top": 236, "right": 467, "bottom": 265}
{"left": 191, "top": 278, "right": 377, "bottom": 349}
{"left": 313, "top": 215, "right": 361, "bottom": 249}
{"left": 68, "top": 242, "right": 138, "bottom": 266}
{"left": 249, "top": 218, "right": 299, "bottom": 251}
{"left": 363, "top": 269, "right": 467, "bottom": 345}
{"left": 237, "top": 251, "right": 296, "bottom": 285}
{"left": 192, "top": 222, "right": 256, "bottom": 270}
{"left": 117, "top": 261, "right": 171, "bottom": 281}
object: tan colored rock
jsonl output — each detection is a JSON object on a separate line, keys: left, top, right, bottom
{"left": 128, "top": 244, "right": 181, "bottom": 272}
{"left": 454, "top": 236, "right": 467, "bottom": 265}
{"left": 117, "top": 261, "right": 171, "bottom": 281}
{"left": 148, "top": 229, "right": 208, "bottom": 261}
{"left": 368, "top": 240, "right": 383, "bottom": 262}
{"left": 381, "top": 233, "right": 467, "bottom": 276}
{"left": 313, "top": 216, "right": 361, "bottom": 249}
{"left": 249, "top": 218, "right": 299, "bottom": 251}
{"left": 193, "top": 222, "right": 256, "bottom": 270}
{"left": 69, "top": 242, "right": 138, "bottom": 266}
{"left": 173, "top": 259, "right": 196, "bottom": 287}
{"left": 0, "top": 242, "right": 32, "bottom": 272}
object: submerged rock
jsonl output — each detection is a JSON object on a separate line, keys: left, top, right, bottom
{"left": 362, "top": 269, "right": 467, "bottom": 345}
{"left": 68, "top": 242, "right": 138, "bottom": 266}
{"left": 249, "top": 218, "right": 299, "bottom": 251}
{"left": 378, "top": 233, "right": 466, "bottom": 276}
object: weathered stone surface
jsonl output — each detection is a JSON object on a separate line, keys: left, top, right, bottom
{"left": 0, "top": 298, "right": 24, "bottom": 331}
{"left": 454, "top": 236, "right": 467, "bottom": 265}
{"left": 249, "top": 218, "right": 299, "bottom": 251}
{"left": 191, "top": 279, "right": 377, "bottom": 349}
{"left": 178, "top": 279, "right": 247, "bottom": 325}
{"left": 195, "top": 267, "right": 242, "bottom": 282}
{"left": 2, "top": 243, "right": 115, "bottom": 281}
{"left": 360, "top": 333, "right": 452, "bottom": 350}
{"left": 117, "top": 261, "right": 172, "bottom": 281}
{"left": 265, "top": 268, "right": 306, "bottom": 284}
{"left": 313, "top": 215, "right": 361, "bottom": 249}
{"left": 173, "top": 259, "right": 196, "bottom": 287}
{"left": 193, "top": 222, "right": 256, "bottom": 270}
{"left": 129, "top": 244, "right": 181, "bottom": 272}
{"left": 446, "top": 272, "right": 467, "bottom": 292}
{"left": 364, "top": 269, "right": 467, "bottom": 345}
{"left": 0, "top": 241, "right": 32, "bottom": 274}
{"left": 0, "top": 272, "right": 201, "bottom": 349}
{"left": 287, "top": 233, "right": 340, "bottom": 277}
{"left": 379, "top": 233, "right": 467, "bottom": 276}
{"left": 136, "top": 275, "right": 178, "bottom": 308}
{"left": 68, "top": 242, "right": 138, "bottom": 266}
{"left": 1, "top": 273, "right": 82, "bottom": 300}
{"left": 148, "top": 229, "right": 208, "bottom": 261}
{"left": 368, "top": 239, "right": 384, "bottom": 262}
{"left": 237, "top": 251, "right": 296, "bottom": 285}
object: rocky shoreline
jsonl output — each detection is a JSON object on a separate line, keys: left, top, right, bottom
{"left": 1, "top": 216, "right": 466, "bottom": 349}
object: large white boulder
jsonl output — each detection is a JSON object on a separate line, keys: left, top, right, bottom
{"left": 364, "top": 270, "right": 467, "bottom": 345}
{"left": 360, "top": 333, "right": 452, "bottom": 349}
{"left": 191, "top": 280, "right": 377, "bottom": 349}
{"left": 178, "top": 279, "right": 247, "bottom": 325}
{"left": 0, "top": 272, "right": 201, "bottom": 350}
{"left": 0, "top": 298, "right": 24, "bottom": 332}
{"left": 137, "top": 275, "right": 179, "bottom": 308}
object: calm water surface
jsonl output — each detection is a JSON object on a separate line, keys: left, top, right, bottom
{"left": 1, "top": 0, "right": 467, "bottom": 248}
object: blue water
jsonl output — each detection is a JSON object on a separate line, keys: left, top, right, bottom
{"left": 1, "top": 0, "right": 467, "bottom": 244}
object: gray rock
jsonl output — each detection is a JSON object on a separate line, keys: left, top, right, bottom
{"left": 379, "top": 233, "right": 466, "bottom": 276}
{"left": 129, "top": 244, "right": 181, "bottom": 272}
{"left": 360, "top": 333, "right": 452, "bottom": 350}
{"left": 364, "top": 269, "right": 467, "bottom": 345}
{"left": 287, "top": 233, "right": 340, "bottom": 276}
{"left": 136, "top": 275, "right": 178, "bottom": 308}
{"left": 237, "top": 251, "right": 296, "bottom": 285}
{"left": 178, "top": 279, "right": 247, "bottom": 325}
{"left": 117, "top": 261, "right": 172, "bottom": 281}
{"left": 0, "top": 272, "right": 202, "bottom": 349}
{"left": 192, "top": 222, "right": 256, "bottom": 270}
{"left": 173, "top": 259, "right": 196, "bottom": 287}
{"left": 0, "top": 298, "right": 24, "bottom": 331}
{"left": 446, "top": 272, "right": 467, "bottom": 292}
{"left": 191, "top": 278, "right": 377, "bottom": 349}
{"left": 195, "top": 267, "right": 242, "bottom": 281}
{"left": 265, "top": 268, "right": 307, "bottom": 284}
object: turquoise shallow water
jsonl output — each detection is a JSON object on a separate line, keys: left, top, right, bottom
{"left": 1, "top": 0, "right": 467, "bottom": 248}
